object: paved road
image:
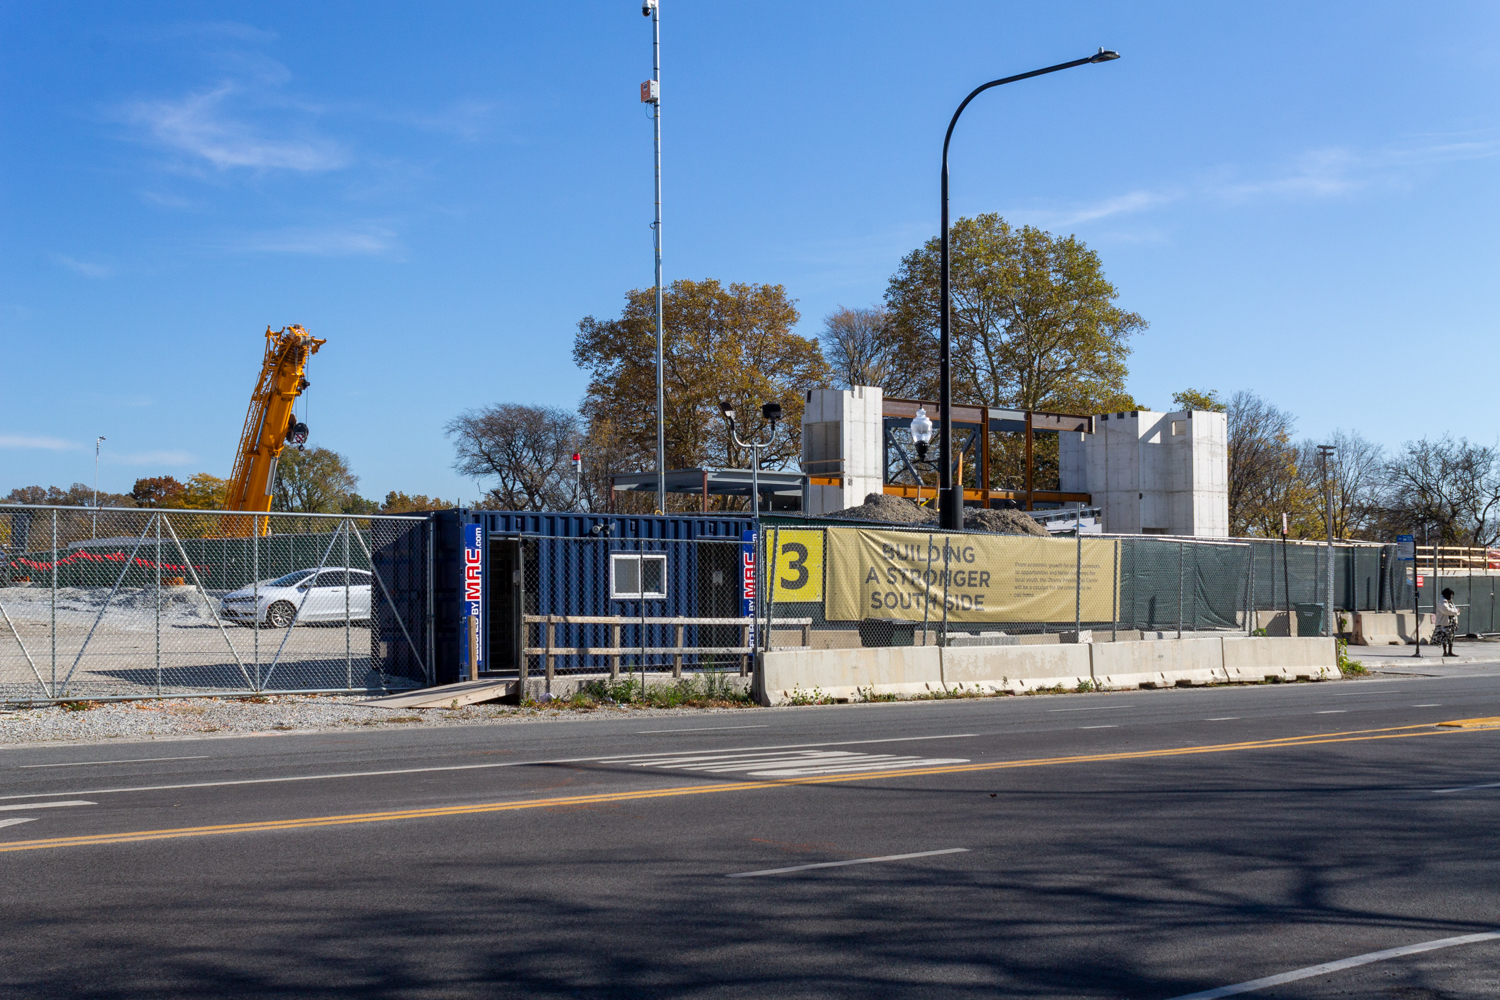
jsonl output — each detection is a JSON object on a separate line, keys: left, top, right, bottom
{"left": 4, "top": 668, "right": 1500, "bottom": 999}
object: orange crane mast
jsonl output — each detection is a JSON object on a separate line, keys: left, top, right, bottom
{"left": 224, "top": 325, "right": 324, "bottom": 528}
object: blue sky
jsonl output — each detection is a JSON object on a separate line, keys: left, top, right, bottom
{"left": 3, "top": 2, "right": 1497, "bottom": 503}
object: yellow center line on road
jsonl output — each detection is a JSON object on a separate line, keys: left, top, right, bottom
{"left": 0, "top": 723, "right": 1484, "bottom": 854}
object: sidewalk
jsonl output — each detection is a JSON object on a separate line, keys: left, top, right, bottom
{"left": 1350, "top": 638, "right": 1500, "bottom": 671}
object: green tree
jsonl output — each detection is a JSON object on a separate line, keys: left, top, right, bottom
{"left": 884, "top": 213, "right": 1145, "bottom": 413}
{"left": 381, "top": 492, "right": 458, "bottom": 514}
{"left": 1171, "top": 388, "right": 1226, "bottom": 412}
{"left": 574, "top": 279, "right": 830, "bottom": 487}
{"left": 272, "top": 447, "right": 360, "bottom": 513}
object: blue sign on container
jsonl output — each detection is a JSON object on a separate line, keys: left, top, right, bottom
{"left": 741, "top": 529, "right": 756, "bottom": 649}
{"left": 461, "top": 522, "right": 484, "bottom": 678}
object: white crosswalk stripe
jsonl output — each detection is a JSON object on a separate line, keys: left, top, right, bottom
{"left": 605, "top": 749, "right": 969, "bottom": 778}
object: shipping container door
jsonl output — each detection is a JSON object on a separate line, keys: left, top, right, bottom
{"left": 487, "top": 537, "right": 524, "bottom": 674}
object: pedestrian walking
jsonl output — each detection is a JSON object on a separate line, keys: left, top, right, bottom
{"left": 1435, "top": 587, "right": 1461, "bottom": 657}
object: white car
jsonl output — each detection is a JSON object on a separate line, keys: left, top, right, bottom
{"left": 220, "top": 568, "right": 373, "bottom": 628}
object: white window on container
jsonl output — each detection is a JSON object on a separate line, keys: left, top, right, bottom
{"left": 611, "top": 553, "right": 667, "bottom": 599}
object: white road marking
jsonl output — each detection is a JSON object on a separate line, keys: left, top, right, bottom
{"left": 0, "top": 817, "right": 37, "bottom": 829}
{"left": 1162, "top": 930, "right": 1500, "bottom": 999}
{"left": 1315, "top": 710, "right": 1347, "bottom": 714}
{"left": 1206, "top": 718, "right": 1240, "bottom": 721}
{"left": 637, "top": 725, "right": 770, "bottom": 734}
{"left": 1079, "top": 725, "right": 1117, "bottom": 730}
{"left": 1414, "top": 704, "right": 1441, "bottom": 707}
{"left": 0, "top": 800, "right": 93, "bottom": 812}
{"left": 0, "top": 734, "right": 978, "bottom": 802}
{"left": 19, "top": 756, "right": 211, "bottom": 769}
{"left": 614, "top": 748, "right": 969, "bottom": 778}
{"left": 727, "top": 848, "right": 969, "bottom": 878}
{"left": 1433, "top": 781, "right": 1500, "bottom": 794}
{"left": 1048, "top": 706, "right": 1137, "bottom": 712}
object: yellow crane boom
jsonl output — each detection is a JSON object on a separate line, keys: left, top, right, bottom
{"left": 226, "top": 325, "right": 325, "bottom": 516}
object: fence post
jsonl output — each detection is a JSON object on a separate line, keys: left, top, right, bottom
{"left": 1110, "top": 539, "right": 1118, "bottom": 644}
{"left": 1177, "top": 541, "right": 1184, "bottom": 640}
{"left": 922, "top": 532, "right": 934, "bottom": 647}
{"left": 611, "top": 623, "right": 621, "bottom": 679}
{"left": 252, "top": 515, "right": 260, "bottom": 690}
{"left": 425, "top": 519, "right": 435, "bottom": 687}
{"left": 1246, "top": 542, "right": 1254, "bottom": 636}
{"left": 155, "top": 513, "right": 162, "bottom": 697}
{"left": 546, "top": 615, "right": 555, "bottom": 695}
{"left": 50, "top": 509, "right": 56, "bottom": 698}
{"left": 765, "top": 528, "right": 780, "bottom": 654}
{"left": 344, "top": 523, "right": 352, "bottom": 690}
{"left": 1074, "top": 524, "right": 1082, "bottom": 638}
{"left": 673, "top": 623, "right": 683, "bottom": 678}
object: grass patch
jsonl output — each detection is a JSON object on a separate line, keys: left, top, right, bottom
{"left": 1337, "top": 637, "right": 1367, "bottom": 677}
{"left": 530, "top": 672, "right": 756, "bottom": 710}
{"left": 58, "top": 700, "right": 100, "bottom": 712}
{"left": 786, "top": 685, "right": 836, "bottom": 706}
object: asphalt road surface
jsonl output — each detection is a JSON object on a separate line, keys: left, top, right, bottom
{"left": 4, "top": 668, "right": 1500, "bottom": 999}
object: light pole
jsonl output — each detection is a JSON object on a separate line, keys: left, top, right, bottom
{"left": 720, "top": 401, "right": 780, "bottom": 529}
{"left": 92, "top": 436, "right": 106, "bottom": 539}
{"left": 1318, "top": 444, "right": 1336, "bottom": 637}
{"left": 642, "top": 0, "right": 666, "bottom": 514}
{"left": 937, "top": 49, "right": 1119, "bottom": 530}
{"left": 910, "top": 407, "right": 933, "bottom": 508}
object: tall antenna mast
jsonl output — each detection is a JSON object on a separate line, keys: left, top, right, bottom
{"left": 642, "top": 0, "right": 665, "bottom": 514}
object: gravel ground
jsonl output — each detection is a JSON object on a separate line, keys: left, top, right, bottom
{"left": 0, "top": 694, "right": 758, "bottom": 747}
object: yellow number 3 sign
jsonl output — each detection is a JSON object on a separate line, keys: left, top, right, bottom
{"left": 767, "top": 529, "right": 824, "bottom": 603}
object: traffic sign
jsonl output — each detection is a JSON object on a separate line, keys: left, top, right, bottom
{"left": 1396, "top": 534, "right": 1415, "bottom": 561}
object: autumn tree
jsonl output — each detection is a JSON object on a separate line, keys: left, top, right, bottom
{"left": 1225, "top": 391, "right": 1319, "bottom": 537}
{"left": 884, "top": 214, "right": 1145, "bottom": 414}
{"left": 131, "top": 476, "right": 186, "bottom": 507}
{"left": 447, "top": 403, "right": 584, "bottom": 511}
{"left": 272, "top": 447, "right": 360, "bottom": 514}
{"left": 574, "top": 279, "right": 830, "bottom": 483}
{"left": 1171, "top": 388, "right": 1226, "bottom": 413}
{"left": 381, "top": 492, "right": 458, "bottom": 514}
{"left": 178, "top": 474, "right": 228, "bottom": 510}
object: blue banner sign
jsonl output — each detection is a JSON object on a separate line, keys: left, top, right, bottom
{"left": 1396, "top": 534, "right": 1415, "bottom": 561}
{"left": 741, "top": 529, "right": 756, "bottom": 649}
{"left": 461, "top": 523, "right": 484, "bottom": 678}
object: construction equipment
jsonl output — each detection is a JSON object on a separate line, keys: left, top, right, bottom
{"left": 224, "top": 326, "right": 324, "bottom": 530}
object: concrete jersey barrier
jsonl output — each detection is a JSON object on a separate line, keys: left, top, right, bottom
{"left": 757, "top": 635, "right": 1338, "bottom": 706}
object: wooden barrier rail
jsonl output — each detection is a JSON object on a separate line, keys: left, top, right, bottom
{"left": 521, "top": 615, "right": 813, "bottom": 684}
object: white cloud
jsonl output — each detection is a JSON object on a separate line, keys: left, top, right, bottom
{"left": 123, "top": 84, "right": 346, "bottom": 172}
{"left": 233, "top": 225, "right": 397, "bottom": 256}
{"left": 51, "top": 255, "right": 114, "bottom": 279}
{"left": 0, "top": 434, "right": 79, "bottom": 450}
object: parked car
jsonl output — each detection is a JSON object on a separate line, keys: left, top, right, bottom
{"left": 220, "top": 568, "right": 373, "bottom": 627}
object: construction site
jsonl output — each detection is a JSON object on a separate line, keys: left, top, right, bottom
{"left": 4, "top": 326, "right": 1493, "bottom": 708}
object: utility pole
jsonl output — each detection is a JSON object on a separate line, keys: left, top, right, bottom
{"left": 1318, "top": 444, "right": 1336, "bottom": 637}
{"left": 642, "top": 0, "right": 665, "bottom": 514}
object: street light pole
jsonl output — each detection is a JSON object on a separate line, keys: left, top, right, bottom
{"left": 1319, "top": 444, "right": 1336, "bottom": 637}
{"left": 643, "top": 0, "right": 666, "bottom": 515}
{"left": 720, "top": 402, "right": 780, "bottom": 533}
{"left": 938, "top": 49, "right": 1119, "bottom": 530}
{"left": 92, "top": 436, "right": 105, "bottom": 539}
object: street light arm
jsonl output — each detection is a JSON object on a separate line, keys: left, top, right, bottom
{"left": 941, "top": 54, "right": 1102, "bottom": 168}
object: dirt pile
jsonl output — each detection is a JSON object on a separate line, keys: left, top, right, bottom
{"left": 822, "top": 493, "right": 1051, "bottom": 537}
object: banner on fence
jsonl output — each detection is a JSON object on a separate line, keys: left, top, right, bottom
{"left": 461, "top": 522, "right": 484, "bottom": 678}
{"left": 825, "top": 527, "right": 1118, "bottom": 623}
{"left": 766, "top": 528, "right": 825, "bottom": 603}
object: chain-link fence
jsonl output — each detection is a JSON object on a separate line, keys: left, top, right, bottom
{"left": 1, "top": 505, "right": 431, "bottom": 703}
{"left": 515, "top": 535, "right": 768, "bottom": 692}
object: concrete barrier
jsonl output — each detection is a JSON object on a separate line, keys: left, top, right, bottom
{"left": 1090, "top": 637, "right": 1227, "bottom": 690}
{"left": 757, "top": 635, "right": 1340, "bottom": 705}
{"left": 1221, "top": 636, "right": 1338, "bottom": 682}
